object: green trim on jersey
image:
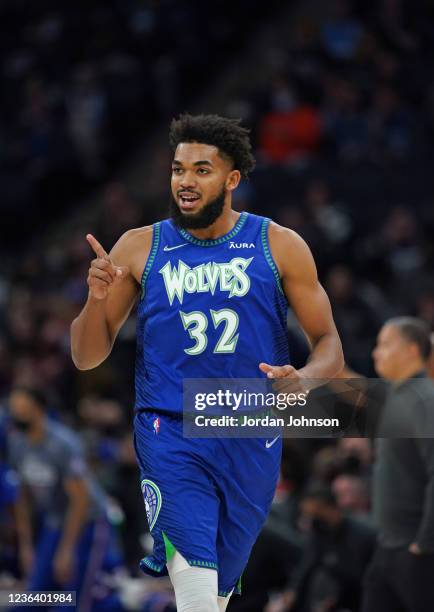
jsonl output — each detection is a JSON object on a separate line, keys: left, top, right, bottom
{"left": 162, "top": 531, "right": 176, "bottom": 562}
{"left": 142, "top": 557, "right": 165, "bottom": 573}
{"left": 178, "top": 211, "right": 247, "bottom": 247}
{"left": 140, "top": 553, "right": 218, "bottom": 574}
{"left": 261, "top": 218, "right": 284, "bottom": 294}
{"left": 187, "top": 559, "right": 219, "bottom": 570}
{"left": 218, "top": 575, "right": 242, "bottom": 597}
{"left": 141, "top": 222, "right": 161, "bottom": 299}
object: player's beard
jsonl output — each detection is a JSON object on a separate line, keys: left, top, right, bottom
{"left": 170, "top": 187, "right": 226, "bottom": 230}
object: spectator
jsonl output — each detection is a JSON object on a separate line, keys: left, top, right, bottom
{"left": 7, "top": 386, "right": 116, "bottom": 610}
{"left": 95, "top": 182, "right": 143, "bottom": 249}
{"left": 322, "top": 77, "right": 369, "bottom": 162}
{"left": 67, "top": 65, "right": 107, "bottom": 179}
{"left": 258, "top": 81, "right": 322, "bottom": 164}
{"left": 368, "top": 85, "right": 414, "bottom": 161}
{"left": 325, "top": 265, "right": 379, "bottom": 373}
{"left": 336, "top": 438, "right": 373, "bottom": 473}
{"left": 304, "top": 179, "right": 353, "bottom": 253}
{"left": 320, "top": 0, "right": 365, "bottom": 62}
{"left": 332, "top": 475, "right": 370, "bottom": 516}
{"left": 0, "top": 412, "right": 19, "bottom": 579}
{"left": 266, "top": 485, "right": 375, "bottom": 612}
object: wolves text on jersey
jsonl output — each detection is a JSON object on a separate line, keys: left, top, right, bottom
{"left": 159, "top": 257, "right": 253, "bottom": 305}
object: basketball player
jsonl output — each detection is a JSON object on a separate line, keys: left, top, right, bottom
{"left": 71, "top": 114, "right": 344, "bottom": 612}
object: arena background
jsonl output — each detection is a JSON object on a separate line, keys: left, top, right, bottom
{"left": 1, "top": 0, "right": 434, "bottom": 610}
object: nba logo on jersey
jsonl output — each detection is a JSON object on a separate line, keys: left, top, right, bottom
{"left": 153, "top": 417, "right": 160, "bottom": 434}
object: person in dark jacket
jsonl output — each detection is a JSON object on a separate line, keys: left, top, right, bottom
{"left": 362, "top": 317, "right": 434, "bottom": 612}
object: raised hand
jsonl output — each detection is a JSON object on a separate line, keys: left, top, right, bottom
{"left": 86, "top": 234, "right": 129, "bottom": 300}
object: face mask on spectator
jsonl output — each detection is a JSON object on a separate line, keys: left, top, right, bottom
{"left": 311, "top": 517, "right": 330, "bottom": 533}
{"left": 341, "top": 454, "right": 362, "bottom": 474}
{"left": 11, "top": 418, "right": 32, "bottom": 433}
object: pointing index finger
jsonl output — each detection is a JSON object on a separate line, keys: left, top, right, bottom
{"left": 86, "top": 234, "right": 109, "bottom": 260}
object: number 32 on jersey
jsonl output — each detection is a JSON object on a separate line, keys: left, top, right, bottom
{"left": 180, "top": 309, "right": 239, "bottom": 355}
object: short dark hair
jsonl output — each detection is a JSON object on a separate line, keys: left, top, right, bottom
{"left": 10, "top": 386, "right": 48, "bottom": 411}
{"left": 169, "top": 113, "right": 256, "bottom": 179}
{"left": 387, "top": 316, "right": 431, "bottom": 361}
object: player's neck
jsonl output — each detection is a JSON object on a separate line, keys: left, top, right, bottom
{"left": 186, "top": 206, "right": 240, "bottom": 241}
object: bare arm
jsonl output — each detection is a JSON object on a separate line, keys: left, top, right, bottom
{"left": 260, "top": 223, "right": 344, "bottom": 381}
{"left": 58, "top": 477, "right": 90, "bottom": 551}
{"left": 53, "top": 477, "right": 90, "bottom": 584}
{"left": 15, "top": 488, "right": 32, "bottom": 545}
{"left": 70, "top": 227, "right": 152, "bottom": 370}
{"left": 14, "top": 486, "right": 34, "bottom": 576}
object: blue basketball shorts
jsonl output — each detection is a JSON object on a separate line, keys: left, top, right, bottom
{"left": 133, "top": 410, "right": 281, "bottom": 597}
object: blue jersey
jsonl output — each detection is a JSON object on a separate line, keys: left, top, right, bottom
{"left": 135, "top": 211, "right": 290, "bottom": 413}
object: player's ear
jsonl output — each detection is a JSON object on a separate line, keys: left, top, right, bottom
{"left": 226, "top": 169, "right": 241, "bottom": 192}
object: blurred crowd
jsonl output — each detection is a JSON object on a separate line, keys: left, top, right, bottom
{"left": 0, "top": 0, "right": 277, "bottom": 250}
{"left": 233, "top": 437, "right": 377, "bottom": 612}
{"left": 1, "top": 0, "right": 434, "bottom": 611}
{"left": 237, "top": 0, "right": 434, "bottom": 374}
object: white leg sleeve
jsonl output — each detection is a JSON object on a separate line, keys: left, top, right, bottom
{"left": 167, "top": 551, "right": 219, "bottom": 612}
{"left": 217, "top": 591, "right": 233, "bottom": 611}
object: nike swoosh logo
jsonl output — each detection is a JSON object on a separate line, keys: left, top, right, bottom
{"left": 163, "top": 243, "right": 188, "bottom": 252}
{"left": 265, "top": 436, "right": 280, "bottom": 449}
